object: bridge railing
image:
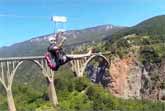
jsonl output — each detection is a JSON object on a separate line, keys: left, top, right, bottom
{"left": 0, "top": 51, "right": 111, "bottom": 61}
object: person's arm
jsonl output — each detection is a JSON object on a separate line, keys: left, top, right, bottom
{"left": 57, "top": 37, "right": 66, "bottom": 48}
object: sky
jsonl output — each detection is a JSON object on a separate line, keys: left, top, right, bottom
{"left": 0, "top": 0, "right": 165, "bottom": 47}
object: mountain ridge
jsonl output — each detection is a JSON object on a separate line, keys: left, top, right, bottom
{"left": 0, "top": 24, "right": 124, "bottom": 57}
{"left": 105, "top": 15, "right": 165, "bottom": 41}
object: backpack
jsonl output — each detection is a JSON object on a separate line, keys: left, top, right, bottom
{"left": 44, "top": 52, "right": 59, "bottom": 71}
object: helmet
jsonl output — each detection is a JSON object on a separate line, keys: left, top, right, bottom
{"left": 48, "top": 37, "right": 56, "bottom": 44}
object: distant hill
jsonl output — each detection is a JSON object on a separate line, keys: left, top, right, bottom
{"left": 0, "top": 24, "right": 124, "bottom": 57}
{"left": 105, "top": 15, "right": 165, "bottom": 41}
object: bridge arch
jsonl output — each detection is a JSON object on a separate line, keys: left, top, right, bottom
{"left": 10, "top": 59, "right": 46, "bottom": 83}
{"left": 81, "top": 54, "right": 110, "bottom": 77}
{"left": 12, "top": 59, "right": 58, "bottom": 107}
{"left": 13, "top": 60, "right": 44, "bottom": 74}
{"left": 82, "top": 54, "right": 111, "bottom": 86}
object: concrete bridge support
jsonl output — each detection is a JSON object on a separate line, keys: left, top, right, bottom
{"left": 41, "top": 60, "right": 58, "bottom": 107}
{"left": 70, "top": 53, "right": 111, "bottom": 78}
{"left": 0, "top": 60, "right": 23, "bottom": 111}
{"left": 0, "top": 56, "right": 58, "bottom": 111}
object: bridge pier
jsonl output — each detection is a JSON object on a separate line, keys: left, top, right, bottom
{"left": 6, "top": 88, "right": 16, "bottom": 111}
{"left": 44, "top": 69, "right": 58, "bottom": 107}
{"left": 0, "top": 60, "right": 23, "bottom": 111}
{"left": 71, "top": 59, "right": 86, "bottom": 77}
{"left": 0, "top": 57, "right": 59, "bottom": 110}
{"left": 39, "top": 59, "right": 59, "bottom": 107}
{"left": 70, "top": 53, "right": 111, "bottom": 78}
{"left": 47, "top": 77, "right": 58, "bottom": 107}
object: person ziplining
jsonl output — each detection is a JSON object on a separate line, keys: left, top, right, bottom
{"left": 45, "top": 31, "right": 92, "bottom": 71}
{"left": 45, "top": 16, "right": 92, "bottom": 71}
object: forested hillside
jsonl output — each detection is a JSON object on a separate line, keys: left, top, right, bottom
{"left": 105, "top": 15, "right": 165, "bottom": 42}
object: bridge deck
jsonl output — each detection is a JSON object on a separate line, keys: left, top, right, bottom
{"left": 0, "top": 52, "right": 111, "bottom": 61}
{"left": 0, "top": 56, "right": 45, "bottom": 61}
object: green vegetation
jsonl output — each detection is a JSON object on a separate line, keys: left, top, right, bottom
{"left": 139, "top": 46, "right": 161, "bottom": 64}
{"left": 0, "top": 67, "right": 165, "bottom": 111}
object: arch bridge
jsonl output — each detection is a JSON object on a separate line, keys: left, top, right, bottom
{"left": 0, "top": 52, "right": 111, "bottom": 111}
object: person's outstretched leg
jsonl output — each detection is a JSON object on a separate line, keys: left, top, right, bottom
{"left": 58, "top": 49, "right": 93, "bottom": 66}
{"left": 59, "top": 55, "right": 74, "bottom": 65}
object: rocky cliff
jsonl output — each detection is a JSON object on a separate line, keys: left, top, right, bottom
{"left": 109, "top": 55, "right": 142, "bottom": 99}
{"left": 109, "top": 54, "right": 165, "bottom": 101}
